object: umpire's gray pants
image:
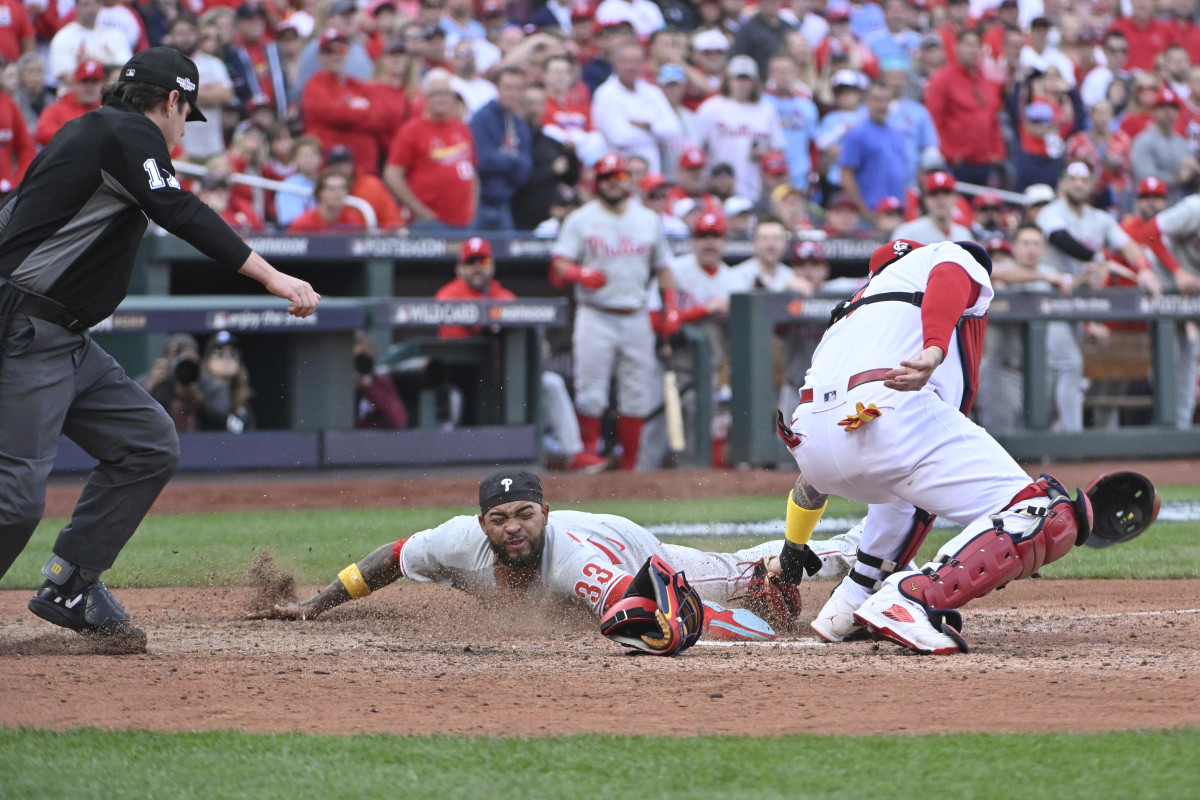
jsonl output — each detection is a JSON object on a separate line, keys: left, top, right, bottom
{"left": 0, "top": 313, "right": 179, "bottom": 580}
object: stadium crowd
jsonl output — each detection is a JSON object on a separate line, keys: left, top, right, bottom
{"left": 7, "top": 0, "right": 1200, "bottom": 464}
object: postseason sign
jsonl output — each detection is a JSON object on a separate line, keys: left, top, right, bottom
{"left": 380, "top": 298, "right": 569, "bottom": 329}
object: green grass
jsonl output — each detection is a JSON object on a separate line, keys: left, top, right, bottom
{"left": 2, "top": 492, "right": 1197, "bottom": 589}
{"left": 1, "top": 728, "right": 1199, "bottom": 800}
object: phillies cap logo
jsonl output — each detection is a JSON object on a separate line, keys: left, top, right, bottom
{"left": 501, "top": 478, "right": 513, "bottom": 492}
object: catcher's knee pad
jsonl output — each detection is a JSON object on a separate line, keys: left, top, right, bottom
{"left": 904, "top": 475, "right": 1092, "bottom": 611}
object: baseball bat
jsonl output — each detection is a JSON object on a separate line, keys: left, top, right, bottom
{"left": 663, "top": 369, "right": 686, "bottom": 453}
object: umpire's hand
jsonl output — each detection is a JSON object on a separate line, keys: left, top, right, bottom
{"left": 266, "top": 273, "right": 321, "bottom": 318}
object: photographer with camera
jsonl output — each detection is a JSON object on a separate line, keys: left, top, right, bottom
{"left": 353, "top": 331, "right": 409, "bottom": 430}
{"left": 138, "top": 333, "right": 232, "bottom": 433}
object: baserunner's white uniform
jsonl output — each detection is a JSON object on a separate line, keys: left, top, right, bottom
{"left": 552, "top": 199, "right": 673, "bottom": 418}
{"left": 783, "top": 242, "right": 1032, "bottom": 602}
{"left": 395, "top": 510, "right": 858, "bottom": 614}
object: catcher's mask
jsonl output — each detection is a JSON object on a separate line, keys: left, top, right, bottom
{"left": 1084, "top": 471, "right": 1161, "bottom": 549}
{"left": 599, "top": 555, "right": 704, "bottom": 656}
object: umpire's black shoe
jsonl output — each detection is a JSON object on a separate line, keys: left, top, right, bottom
{"left": 28, "top": 578, "right": 147, "bottom": 652}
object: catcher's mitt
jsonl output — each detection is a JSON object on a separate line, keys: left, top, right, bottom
{"left": 734, "top": 559, "right": 805, "bottom": 635}
{"left": 1084, "top": 471, "right": 1161, "bottom": 549}
{"left": 599, "top": 555, "right": 704, "bottom": 656}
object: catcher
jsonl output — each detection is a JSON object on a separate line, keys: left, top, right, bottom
{"left": 247, "top": 468, "right": 860, "bottom": 654}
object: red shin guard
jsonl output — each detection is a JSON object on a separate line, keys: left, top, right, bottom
{"left": 616, "top": 416, "right": 644, "bottom": 470}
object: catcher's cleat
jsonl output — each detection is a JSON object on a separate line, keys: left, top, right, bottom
{"left": 702, "top": 602, "right": 776, "bottom": 641}
{"left": 810, "top": 578, "right": 867, "bottom": 643}
{"left": 852, "top": 573, "right": 967, "bottom": 655}
{"left": 29, "top": 578, "right": 147, "bottom": 652}
{"left": 568, "top": 452, "right": 609, "bottom": 473}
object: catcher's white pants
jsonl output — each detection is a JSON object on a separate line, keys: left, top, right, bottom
{"left": 786, "top": 387, "right": 1034, "bottom": 584}
{"left": 658, "top": 529, "right": 860, "bottom": 604}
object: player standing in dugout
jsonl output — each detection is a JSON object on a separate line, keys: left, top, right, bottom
{"left": 0, "top": 47, "right": 320, "bottom": 651}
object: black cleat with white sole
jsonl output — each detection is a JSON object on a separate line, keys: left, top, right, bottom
{"left": 28, "top": 578, "right": 147, "bottom": 652}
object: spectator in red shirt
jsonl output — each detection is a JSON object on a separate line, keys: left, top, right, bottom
{"left": 1119, "top": 74, "right": 1164, "bottom": 140}
{"left": 937, "top": 0, "right": 972, "bottom": 66}
{"left": 366, "top": 39, "right": 416, "bottom": 171}
{"left": 301, "top": 29, "right": 391, "bottom": 176}
{"left": 323, "top": 144, "right": 406, "bottom": 231}
{"left": 287, "top": 169, "right": 368, "bottom": 232}
{"left": 1166, "top": 0, "right": 1200, "bottom": 63}
{"left": 0, "top": 86, "right": 34, "bottom": 194}
{"left": 384, "top": 67, "right": 479, "bottom": 231}
{"left": 35, "top": 60, "right": 105, "bottom": 147}
{"left": 0, "top": 0, "right": 34, "bottom": 63}
{"left": 1109, "top": 0, "right": 1177, "bottom": 73}
{"left": 925, "top": 28, "right": 1005, "bottom": 187}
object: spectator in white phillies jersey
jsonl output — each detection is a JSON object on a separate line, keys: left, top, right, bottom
{"left": 695, "top": 54, "right": 786, "bottom": 204}
{"left": 1036, "top": 160, "right": 1160, "bottom": 432}
{"left": 247, "top": 468, "right": 864, "bottom": 644}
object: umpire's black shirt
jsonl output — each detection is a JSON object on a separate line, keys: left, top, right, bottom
{"left": 0, "top": 95, "right": 253, "bottom": 328}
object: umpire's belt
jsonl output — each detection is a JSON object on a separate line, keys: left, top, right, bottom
{"left": 13, "top": 287, "right": 87, "bottom": 332}
{"left": 581, "top": 303, "right": 642, "bottom": 316}
{"left": 798, "top": 368, "right": 892, "bottom": 404}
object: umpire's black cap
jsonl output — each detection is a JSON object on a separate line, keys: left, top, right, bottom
{"left": 479, "top": 469, "right": 543, "bottom": 515}
{"left": 119, "top": 47, "right": 207, "bottom": 122}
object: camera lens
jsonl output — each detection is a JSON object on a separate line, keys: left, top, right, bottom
{"left": 172, "top": 355, "right": 200, "bottom": 385}
{"left": 354, "top": 352, "right": 376, "bottom": 375}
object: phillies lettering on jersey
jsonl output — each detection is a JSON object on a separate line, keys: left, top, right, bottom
{"left": 585, "top": 234, "right": 653, "bottom": 259}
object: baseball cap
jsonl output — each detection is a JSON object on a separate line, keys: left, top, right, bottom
{"left": 694, "top": 211, "right": 727, "bottom": 236}
{"left": 869, "top": 239, "right": 924, "bottom": 274}
{"left": 480, "top": 0, "right": 506, "bottom": 17}
{"left": 326, "top": 144, "right": 355, "bottom": 165}
{"left": 199, "top": 171, "right": 232, "bottom": 191}
{"left": 1138, "top": 176, "right": 1169, "bottom": 197}
{"left": 826, "top": 6, "right": 851, "bottom": 21}
{"left": 792, "top": 240, "right": 826, "bottom": 263}
{"left": 328, "top": 0, "right": 357, "bottom": 15}
{"left": 1025, "top": 101, "right": 1055, "bottom": 124}
{"left": 920, "top": 33, "right": 943, "bottom": 49}
{"left": 924, "top": 170, "right": 956, "bottom": 193}
{"left": 919, "top": 149, "right": 947, "bottom": 171}
{"left": 75, "top": 60, "right": 106, "bottom": 82}
{"left": 1064, "top": 160, "right": 1092, "bottom": 179}
{"left": 658, "top": 63, "right": 685, "bottom": 85}
{"left": 570, "top": 0, "right": 595, "bottom": 20}
{"left": 761, "top": 151, "right": 788, "bottom": 176}
{"left": 320, "top": 28, "right": 350, "bottom": 52}
{"left": 119, "top": 47, "right": 206, "bottom": 122}
{"left": 235, "top": 1, "right": 268, "bottom": 19}
{"left": 479, "top": 468, "right": 543, "bottom": 514}
{"left": 724, "top": 195, "right": 753, "bottom": 217}
{"left": 367, "top": 0, "right": 397, "bottom": 15}
{"left": 693, "top": 29, "right": 729, "bottom": 52}
{"left": 875, "top": 195, "right": 903, "bottom": 214}
{"left": 678, "top": 146, "right": 706, "bottom": 170}
{"left": 832, "top": 69, "right": 862, "bottom": 90}
{"left": 984, "top": 236, "right": 1012, "bottom": 255}
{"left": 421, "top": 24, "right": 446, "bottom": 39}
{"left": 460, "top": 236, "right": 492, "bottom": 262}
{"left": 1023, "top": 183, "right": 1056, "bottom": 205}
{"left": 1154, "top": 88, "right": 1182, "bottom": 108}
{"left": 829, "top": 192, "right": 858, "bottom": 211}
{"left": 972, "top": 189, "right": 1003, "bottom": 210}
{"left": 208, "top": 329, "right": 240, "bottom": 353}
{"left": 726, "top": 54, "right": 759, "bottom": 79}
{"left": 551, "top": 183, "right": 581, "bottom": 206}
{"left": 771, "top": 184, "right": 803, "bottom": 205}
{"left": 710, "top": 162, "right": 734, "bottom": 177}
{"left": 640, "top": 173, "right": 669, "bottom": 194}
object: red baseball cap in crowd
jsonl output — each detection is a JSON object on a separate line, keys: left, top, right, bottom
{"left": 1138, "top": 176, "right": 1169, "bottom": 197}
{"left": 594, "top": 152, "right": 629, "bottom": 179}
{"left": 319, "top": 29, "right": 350, "bottom": 52}
{"left": 869, "top": 239, "right": 924, "bottom": 274}
{"left": 570, "top": 0, "right": 594, "bottom": 20}
{"left": 761, "top": 151, "right": 788, "bottom": 176}
{"left": 679, "top": 146, "right": 707, "bottom": 170}
{"left": 694, "top": 212, "right": 727, "bottom": 236}
{"left": 1154, "top": 88, "right": 1182, "bottom": 109}
{"left": 640, "top": 173, "right": 669, "bottom": 194}
{"left": 479, "top": 0, "right": 505, "bottom": 17}
{"left": 972, "top": 189, "right": 1003, "bottom": 210}
{"left": 75, "top": 60, "right": 106, "bottom": 82}
{"left": 792, "top": 240, "right": 826, "bottom": 263}
{"left": 875, "top": 195, "right": 903, "bottom": 214}
{"left": 924, "top": 171, "right": 956, "bottom": 194}
{"left": 984, "top": 237, "right": 1012, "bottom": 255}
{"left": 460, "top": 237, "right": 492, "bottom": 262}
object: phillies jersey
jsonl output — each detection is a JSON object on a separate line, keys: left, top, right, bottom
{"left": 552, "top": 199, "right": 671, "bottom": 310}
{"left": 1155, "top": 195, "right": 1200, "bottom": 273}
{"left": 1037, "top": 198, "right": 1130, "bottom": 277}
{"left": 804, "top": 241, "right": 993, "bottom": 411}
{"left": 395, "top": 511, "right": 661, "bottom": 615}
{"left": 670, "top": 253, "right": 742, "bottom": 311}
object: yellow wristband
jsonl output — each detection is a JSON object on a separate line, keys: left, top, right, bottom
{"left": 338, "top": 563, "right": 371, "bottom": 600}
{"left": 785, "top": 492, "right": 826, "bottom": 547}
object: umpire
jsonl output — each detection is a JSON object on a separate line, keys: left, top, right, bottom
{"left": 0, "top": 47, "right": 320, "bottom": 650}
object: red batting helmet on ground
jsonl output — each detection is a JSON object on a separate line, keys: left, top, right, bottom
{"left": 594, "top": 152, "right": 629, "bottom": 179}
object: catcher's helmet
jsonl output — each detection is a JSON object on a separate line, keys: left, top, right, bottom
{"left": 594, "top": 152, "right": 629, "bottom": 180}
{"left": 868, "top": 239, "right": 923, "bottom": 275}
{"left": 1083, "top": 471, "right": 1161, "bottom": 549}
{"left": 953, "top": 240, "right": 994, "bottom": 275}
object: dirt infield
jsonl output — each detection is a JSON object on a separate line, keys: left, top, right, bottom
{"left": 4, "top": 461, "right": 1199, "bottom": 737}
